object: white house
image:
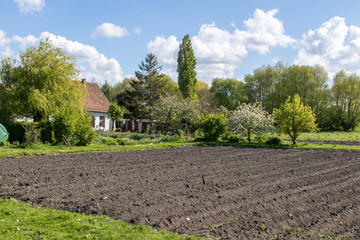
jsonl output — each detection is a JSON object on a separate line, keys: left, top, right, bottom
{"left": 82, "top": 79, "right": 112, "bottom": 131}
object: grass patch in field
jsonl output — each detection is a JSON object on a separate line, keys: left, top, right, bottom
{"left": 2, "top": 139, "right": 360, "bottom": 159}
{"left": 2, "top": 130, "right": 360, "bottom": 159}
{"left": 194, "top": 139, "right": 360, "bottom": 151}
{"left": 0, "top": 142, "right": 193, "bottom": 158}
{"left": 0, "top": 198, "right": 203, "bottom": 240}
{"left": 293, "top": 130, "right": 360, "bottom": 142}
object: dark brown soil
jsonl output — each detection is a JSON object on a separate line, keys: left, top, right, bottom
{"left": 1, "top": 146, "right": 360, "bottom": 239}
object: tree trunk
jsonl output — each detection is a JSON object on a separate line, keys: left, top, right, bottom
{"left": 247, "top": 132, "right": 251, "bottom": 143}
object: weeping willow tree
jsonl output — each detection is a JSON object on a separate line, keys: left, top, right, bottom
{"left": 0, "top": 38, "right": 86, "bottom": 122}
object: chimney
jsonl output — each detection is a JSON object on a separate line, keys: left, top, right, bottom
{"left": 81, "top": 78, "right": 86, "bottom": 84}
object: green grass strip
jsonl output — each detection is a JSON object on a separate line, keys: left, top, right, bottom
{"left": 0, "top": 142, "right": 195, "bottom": 158}
{"left": 0, "top": 199, "right": 204, "bottom": 240}
{"left": 1, "top": 139, "right": 360, "bottom": 159}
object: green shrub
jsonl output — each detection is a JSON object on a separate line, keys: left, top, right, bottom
{"left": 23, "top": 123, "right": 41, "bottom": 145}
{"left": 128, "top": 133, "right": 146, "bottom": 141}
{"left": 227, "top": 135, "right": 239, "bottom": 143}
{"left": 38, "top": 121, "right": 55, "bottom": 143}
{"left": 105, "top": 137, "right": 119, "bottom": 145}
{"left": 265, "top": 137, "right": 282, "bottom": 145}
{"left": 0, "top": 140, "right": 10, "bottom": 146}
{"left": 74, "top": 112, "right": 96, "bottom": 146}
{"left": 161, "top": 135, "right": 181, "bottom": 143}
{"left": 5, "top": 122, "right": 26, "bottom": 143}
{"left": 4, "top": 121, "right": 55, "bottom": 144}
{"left": 53, "top": 108, "right": 95, "bottom": 146}
{"left": 94, "top": 136, "right": 119, "bottom": 145}
{"left": 199, "top": 113, "right": 227, "bottom": 140}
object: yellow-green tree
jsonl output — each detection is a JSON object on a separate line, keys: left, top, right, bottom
{"left": 109, "top": 103, "right": 124, "bottom": 130}
{"left": 0, "top": 38, "right": 85, "bottom": 122}
{"left": 273, "top": 94, "right": 317, "bottom": 144}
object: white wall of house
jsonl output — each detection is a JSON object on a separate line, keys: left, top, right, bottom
{"left": 90, "top": 111, "right": 112, "bottom": 131}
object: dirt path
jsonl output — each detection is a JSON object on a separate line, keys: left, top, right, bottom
{"left": 1, "top": 146, "right": 360, "bottom": 239}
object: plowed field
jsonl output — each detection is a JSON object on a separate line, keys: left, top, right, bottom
{"left": 1, "top": 146, "right": 360, "bottom": 239}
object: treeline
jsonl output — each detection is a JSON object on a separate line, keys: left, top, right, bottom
{"left": 102, "top": 62, "right": 360, "bottom": 132}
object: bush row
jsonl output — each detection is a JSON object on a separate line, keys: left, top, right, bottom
{"left": 2, "top": 109, "right": 95, "bottom": 146}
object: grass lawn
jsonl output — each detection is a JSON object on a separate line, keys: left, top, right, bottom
{"left": 0, "top": 142, "right": 193, "bottom": 158}
{"left": 1, "top": 133, "right": 360, "bottom": 159}
{"left": 0, "top": 199, "right": 204, "bottom": 240}
{"left": 289, "top": 129, "right": 360, "bottom": 142}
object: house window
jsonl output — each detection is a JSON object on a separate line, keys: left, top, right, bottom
{"left": 100, "top": 116, "right": 105, "bottom": 128}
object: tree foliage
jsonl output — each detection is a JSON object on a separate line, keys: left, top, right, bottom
{"left": 109, "top": 103, "right": 124, "bottom": 130}
{"left": 331, "top": 70, "right": 360, "bottom": 131}
{"left": 244, "top": 63, "right": 330, "bottom": 117}
{"left": 273, "top": 94, "right": 317, "bottom": 144}
{"left": 109, "top": 103, "right": 124, "bottom": 122}
{"left": 244, "top": 63, "right": 284, "bottom": 112}
{"left": 211, "top": 78, "right": 247, "bottom": 111}
{"left": 199, "top": 113, "right": 227, "bottom": 140}
{"left": 228, "top": 102, "right": 274, "bottom": 142}
{"left": 196, "top": 81, "right": 217, "bottom": 114}
{"left": 117, "top": 77, "right": 147, "bottom": 119}
{"left": 53, "top": 107, "right": 95, "bottom": 146}
{"left": 153, "top": 95, "right": 201, "bottom": 134}
{"left": 0, "top": 38, "right": 85, "bottom": 122}
{"left": 117, "top": 53, "right": 165, "bottom": 123}
{"left": 177, "top": 34, "right": 197, "bottom": 101}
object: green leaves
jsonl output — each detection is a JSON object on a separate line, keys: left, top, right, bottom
{"left": 109, "top": 103, "right": 124, "bottom": 122}
{"left": 199, "top": 113, "right": 227, "bottom": 140}
{"left": 0, "top": 38, "right": 84, "bottom": 122}
{"left": 211, "top": 78, "right": 247, "bottom": 111}
{"left": 153, "top": 95, "right": 200, "bottom": 134}
{"left": 331, "top": 70, "right": 360, "bottom": 131}
{"left": 274, "top": 94, "right": 317, "bottom": 144}
{"left": 177, "top": 34, "right": 197, "bottom": 101}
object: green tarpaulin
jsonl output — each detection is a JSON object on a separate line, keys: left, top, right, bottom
{"left": 0, "top": 124, "right": 8, "bottom": 142}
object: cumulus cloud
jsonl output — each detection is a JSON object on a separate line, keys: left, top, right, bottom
{"left": 12, "top": 32, "right": 123, "bottom": 85}
{"left": 148, "top": 36, "right": 179, "bottom": 66}
{"left": 12, "top": 0, "right": 45, "bottom": 14}
{"left": 294, "top": 16, "right": 360, "bottom": 79}
{"left": 91, "top": 22, "right": 129, "bottom": 39}
{"left": 243, "top": 8, "right": 295, "bottom": 53}
{"left": 147, "top": 9, "right": 294, "bottom": 84}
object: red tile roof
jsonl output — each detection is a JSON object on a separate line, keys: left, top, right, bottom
{"left": 82, "top": 79, "right": 110, "bottom": 113}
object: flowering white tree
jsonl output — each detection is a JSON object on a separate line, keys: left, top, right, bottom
{"left": 153, "top": 95, "right": 201, "bottom": 135}
{"left": 228, "top": 102, "right": 274, "bottom": 142}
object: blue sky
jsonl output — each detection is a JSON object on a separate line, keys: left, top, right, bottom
{"left": 1, "top": 0, "right": 360, "bottom": 86}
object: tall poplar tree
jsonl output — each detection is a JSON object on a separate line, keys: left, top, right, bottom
{"left": 177, "top": 34, "right": 197, "bottom": 101}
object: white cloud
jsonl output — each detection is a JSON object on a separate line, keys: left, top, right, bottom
{"left": 148, "top": 36, "right": 179, "bottom": 66}
{"left": 12, "top": 0, "right": 45, "bottom": 14}
{"left": 133, "top": 28, "right": 141, "bottom": 34}
{"left": 243, "top": 8, "right": 295, "bottom": 54}
{"left": 91, "top": 22, "right": 129, "bottom": 39}
{"left": 0, "top": 30, "right": 12, "bottom": 56}
{"left": 12, "top": 32, "right": 123, "bottom": 85}
{"left": 294, "top": 16, "right": 360, "bottom": 79}
{"left": 148, "top": 9, "right": 294, "bottom": 84}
